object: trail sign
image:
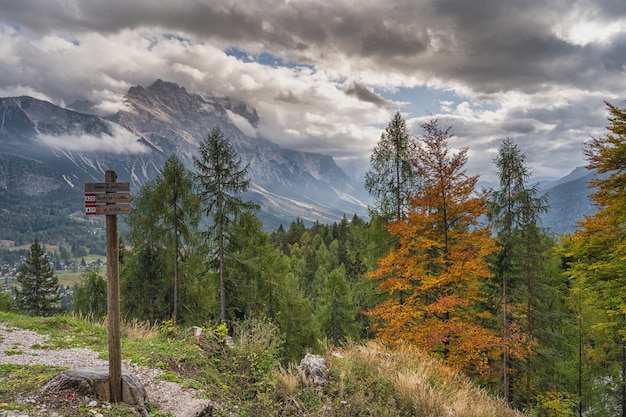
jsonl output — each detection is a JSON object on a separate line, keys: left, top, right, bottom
{"left": 85, "top": 182, "right": 130, "bottom": 192}
{"left": 85, "top": 193, "right": 133, "bottom": 204}
{"left": 85, "top": 204, "right": 133, "bottom": 216}
{"left": 84, "top": 171, "right": 125, "bottom": 401}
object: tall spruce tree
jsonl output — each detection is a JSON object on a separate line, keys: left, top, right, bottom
{"left": 123, "top": 180, "right": 169, "bottom": 323}
{"left": 194, "top": 127, "right": 258, "bottom": 323}
{"left": 315, "top": 264, "right": 359, "bottom": 345}
{"left": 489, "top": 138, "right": 548, "bottom": 405}
{"left": 15, "top": 239, "right": 61, "bottom": 316}
{"left": 365, "top": 111, "right": 419, "bottom": 220}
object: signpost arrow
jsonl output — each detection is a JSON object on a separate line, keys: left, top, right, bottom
{"left": 85, "top": 193, "right": 134, "bottom": 204}
{"left": 85, "top": 182, "right": 130, "bottom": 192}
{"left": 85, "top": 204, "right": 133, "bottom": 216}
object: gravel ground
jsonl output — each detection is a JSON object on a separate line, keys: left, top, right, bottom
{"left": 0, "top": 323, "right": 212, "bottom": 417}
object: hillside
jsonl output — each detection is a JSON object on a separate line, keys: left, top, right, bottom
{"left": 0, "top": 312, "right": 522, "bottom": 417}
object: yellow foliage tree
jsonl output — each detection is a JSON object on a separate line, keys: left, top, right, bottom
{"left": 567, "top": 101, "right": 626, "bottom": 413}
{"left": 367, "top": 120, "right": 503, "bottom": 378}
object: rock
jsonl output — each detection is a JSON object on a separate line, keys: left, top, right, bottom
{"left": 180, "top": 402, "right": 214, "bottom": 417}
{"left": 42, "top": 367, "right": 148, "bottom": 406}
{"left": 298, "top": 353, "right": 327, "bottom": 386}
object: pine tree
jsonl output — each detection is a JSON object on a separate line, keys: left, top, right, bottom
{"left": 315, "top": 265, "right": 359, "bottom": 345}
{"left": 15, "top": 239, "right": 61, "bottom": 316}
{"left": 194, "top": 127, "right": 258, "bottom": 323}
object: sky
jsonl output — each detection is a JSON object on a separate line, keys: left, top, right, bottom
{"left": 2, "top": 0, "right": 626, "bottom": 182}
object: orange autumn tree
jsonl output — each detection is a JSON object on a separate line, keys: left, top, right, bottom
{"left": 367, "top": 120, "right": 502, "bottom": 378}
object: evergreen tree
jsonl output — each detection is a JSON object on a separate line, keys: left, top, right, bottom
{"left": 123, "top": 156, "right": 201, "bottom": 324}
{"left": 365, "top": 111, "right": 419, "bottom": 220}
{"left": 15, "top": 239, "right": 61, "bottom": 316}
{"left": 488, "top": 138, "right": 548, "bottom": 405}
{"left": 194, "top": 127, "right": 258, "bottom": 323}
{"left": 315, "top": 265, "right": 359, "bottom": 345}
{"left": 123, "top": 180, "right": 171, "bottom": 323}
{"left": 73, "top": 266, "right": 107, "bottom": 319}
{"left": 155, "top": 155, "right": 200, "bottom": 324}
{"left": 121, "top": 244, "right": 170, "bottom": 323}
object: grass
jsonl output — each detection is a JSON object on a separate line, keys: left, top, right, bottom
{"left": 56, "top": 270, "right": 84, "bottom": 287}
{"left": 0, "top": 312, "right": 524, "bottom": 417}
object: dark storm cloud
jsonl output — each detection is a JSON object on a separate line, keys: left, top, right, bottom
{"left": 3, "top": 0, "right": 624, "bottom": 95}
{"left": 1, "top": 0, "right": 625, "bottom": 180}
{"left": 344, "top": 82, "right": 388, "bottom": 107}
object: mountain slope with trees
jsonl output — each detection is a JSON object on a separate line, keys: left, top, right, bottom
{"left": 5, "top": 89, "right": 626, "bottom": 416}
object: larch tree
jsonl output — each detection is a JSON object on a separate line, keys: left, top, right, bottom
{"left": 123, "top": 155, "right": 200, "bottom": 324}
{"left": 315, "top": 264, "right": 360, "bottom": 346}
{"left": 194, "top": 127, "right": 258, "bottom": 324}
{"left": 155, "top": 155, "right": 200, "bottom": 324}
{"left": 568, "top": 100, "right": 626, "bottom": 416}
{"left": 365, "top": 111, "right": 419, "bottom": 221}
{"left": 367, "top": 120, "right": 500, "bottom": 378}
{"left": 15, "top": 239, "right": 62, "bottom": 316}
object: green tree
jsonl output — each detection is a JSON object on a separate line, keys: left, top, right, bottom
{"left": 315, "top": 265, "right": 359, "bottom": 345}
{"left": 0, "top": 291, "right": 15, "bottom": 312}
{"left": 365, "top": 111, "right": 419, "bottom": 220}
{"left": 73, "top": 266, "right": 107, "bottom": 319}
{"left": 123, "top": 181, "right": 171, "bottom": 323}
{"left": 124, "top": 156, "right": 201, "bottom": 324}
{"left": 194, "top": 127, "right": 258, "bottom": 323}
{"left": 14, "top": 239, "right": 62, "bottom": 316}
{"left": 121, "top": 244, "right": 169, "bottom": 323}
{"left": 567, "top": 100, "right": 626, "bottom": 416}
{"left": 488, "top": 138, "right": 548, "bottom": 405}
{"left": 154, "top": 155, "right": 200, "bottom": 324}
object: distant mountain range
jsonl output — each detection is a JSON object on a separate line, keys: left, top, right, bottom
{"left": 537, "top": 166, "right": 599, "bottom": 236}
{"left": 0, "top": 80, "right": 369, "bottom": 231}
{"left": 0, "top": 79, "right": 599, "bottom": 236}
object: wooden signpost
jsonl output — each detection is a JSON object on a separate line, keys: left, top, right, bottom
{"left": 84, "top": 171, "right": 132, "bottom": 403}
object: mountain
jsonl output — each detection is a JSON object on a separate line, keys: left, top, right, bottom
{"left": 539, "top": 166, "right": 599, "bottom": 236}
{"left": 0, "top": 80, "right": 370, "bottom": 233}
{"left": 0, "top": 80, "right": 601, "bottom": 239}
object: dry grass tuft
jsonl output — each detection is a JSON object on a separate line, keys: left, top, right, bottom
{"left": 275, "top": 363, "right": 301, "bottom": 395}
{"left": 331, "top": 341, "right": 523, "bottom": 417}
{"left": 120, "top": 318, "right": 159, "bottom": 340}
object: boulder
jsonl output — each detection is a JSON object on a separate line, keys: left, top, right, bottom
{"left": 298, "top": 353, "right": 327, "bottom": 386}
{"left": 42, "top": 367, "right": 148, "bottom": 406}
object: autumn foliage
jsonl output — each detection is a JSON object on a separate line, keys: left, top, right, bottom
{"left": 367, "top": 121, "right": 507, "bottom": 378}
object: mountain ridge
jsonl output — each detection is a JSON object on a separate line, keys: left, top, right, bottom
{"left": 0, "top": 80, "right": 601, "bottom": 237}
{"left": 0, "top": 80, "right": 369, "bottom": 231}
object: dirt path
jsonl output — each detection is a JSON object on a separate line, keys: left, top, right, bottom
{"left": 0, "top": 323, "right": 212, "bottom": 416}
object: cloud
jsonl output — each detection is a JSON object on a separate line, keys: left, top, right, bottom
{"left": 226, "top": 110, "right": 257, "bottom": 138}
{"left": 1, "top": 0, "right": 625, "bottom": 181}
{"left": 38, "top": 123, "right": 149, "bottom": 154}
{"left": 344, "top": 82, "right": 388, "bottom": 107}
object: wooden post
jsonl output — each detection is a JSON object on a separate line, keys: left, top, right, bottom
{"left": 105, "top": 170, "right": 122, "bottom": 402}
